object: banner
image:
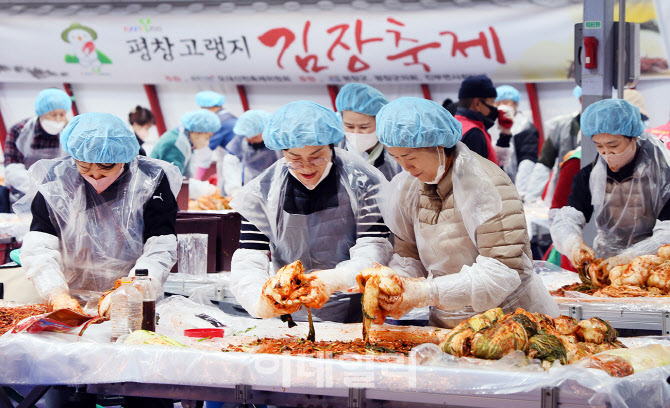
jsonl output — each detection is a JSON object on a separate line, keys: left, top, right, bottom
{"left": 0, "top": 2, "right": 667, "bottom": 85}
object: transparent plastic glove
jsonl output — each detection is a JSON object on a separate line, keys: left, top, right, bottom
{"left": 97, "top": 289, "right": 115, "bottom": 317}
{"left": 550, "top": 206, "right": 587, "bottom": 258}
{"left": 20, "top": 231, "right": 68, "bottom": 301}
{"left": 615, "top": 220, "right": 670, "bottom": 262}
{"left": 569, "top": 242, "right": 596, "bottom": 269}
{"left": 49, "top": 289, "right": 84, "bottom": 313}
{"left": 5, "top": 163, "right": 30, "bottom": 196}
{"left": 600, "top": 253, "right": 634, "bottom": 272}
{"left": 378, "top": 276, "right": 437, "bottom": 319}
{"left": 230, "top": 248, "right": 285, "bottom": 319}
{"left": 497, "top": 105, "right": 515, "bottom": 133}
{"left": 256, "top": 276, "right": 302, "bottom": 318}
{"left": 188, "top": 178, "right": 217, "bottom": 199}
{"left": 523, "top": 162, "right": 551, "bottom": 202}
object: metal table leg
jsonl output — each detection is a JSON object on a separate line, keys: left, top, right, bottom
{"left": 15, "top": 386, "right": 49, "bottom": 408}
{"left": 0, "top": 387, "right": 14, "bottom": 408}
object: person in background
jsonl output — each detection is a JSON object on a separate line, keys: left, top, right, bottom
{"left": 363, "top": 97, "right": 557, "bottom": 328}
{"left": 229, "top": 101, "right": 392, "bottom": 323}
{"left": 551, "top": 99, "right": 670, "bottom": 273}
{"left": 5, "top": 88, "right": 72, "bottom": 203}
{"left": 151, "top": 109, "right": 221, "bottom": 199}
{"left": 647, "top": 112, "right": 670, "bottom": 150}
{"left": 453, "top": 75, "right": 500, "bottom": 164}
{"left": 219, "top": 109, "right": 281, "bottom": 196}
{"left": 128, "top": 105, "right": 154, "bottom": 156}
{"left": 524, "top": 85, "right": 582, "bottom": 203}
{"left": 441, "top": 98, "right": 458, "bottom": 117}
{"left": 493, "top": 85, "right": 540, "bottom": 198}
{"left": 17, "top": 112, "right": 181, "bottom": 314}
{"left": 195, "top": 91, "right": 238, "bottom": 180}
{"left": 335, "top": 83, "right": 402, "bottom": 181}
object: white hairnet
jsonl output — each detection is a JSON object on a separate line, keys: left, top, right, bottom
{"left": 233, "top": 110, "right": 272, "bottom": 138}
{"left": 335, "top": 83, "right": 389, "bottom": 116}
{"left": 580, "top": 99, "right": 645, "bottom": 138}
{"left": 262, "top": 101, "right": 344, "bottom": 150}
{"left": 495, "top": 85, "right": 521, "bottom": 103}
{"left": 376, "top": 97, "right": 462, "bottom": 148}
{"left": 35, "top": 89, "right": 72, "bottom": 117}
{"left": 195, "top": 91, "right": 225, "bottom": 108}
{"left": 180, "top": 110, "right": 222, "bottom": 133}
{"left": 60, "top": 112, "right": 139, "bottom": 164}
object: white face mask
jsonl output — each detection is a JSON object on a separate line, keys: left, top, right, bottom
{"left": 191, "top": 147, "right": 213, "bottom": 169}
{"left": 426, "top": 147, "right": 446, "bottom": 185}
{"left": 41, "top": 119, "right": 67, "bottom": 135}
{"left": 289, "top": 161, "right": 333, "bottom": 190}
{"left": 600, "top": 138, "right": 637, "bottom": 172}
{"left": 345, "top": 131, "right": 379, "bottom": 154}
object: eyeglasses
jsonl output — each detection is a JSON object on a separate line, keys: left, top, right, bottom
{"left": 284, "top": 157, "right": 329, "bottom": 170}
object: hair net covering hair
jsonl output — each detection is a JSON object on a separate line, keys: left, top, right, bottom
{"left": 573, "top": 85, "right": 582, "bottom": 99}
{"left": 233, "top": 110, "right": 272, "bottom": 138}
{"left": 495, "top": 85, "right": 521, "bottom": 104}
{"left": 335, "top": 83, "right": 389, "bottom": 116}
{"left": 262, "top": 101, "right": 344, "bottom": 150}
{"left": 580, "top": 99, "right": 645, "bottom": 138}
{"left": 376, "top": 97, "right": 462, "bottom": 148}
{"left": 195, "top": 91, "right": 225, "bottom": 108}
{"left": 34, "top": 89, "right": 72, "bottom": 117}
{"left": 60, "top": 112, "right": 140, "bottom": 164}
{"left": 180, "top": 110, "right": 222, "bottom": 133}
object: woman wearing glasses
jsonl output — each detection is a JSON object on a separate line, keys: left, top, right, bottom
{"left": 229, "top": 101, "right": 392, "bottom": 323}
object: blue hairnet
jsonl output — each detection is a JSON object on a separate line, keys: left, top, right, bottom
{"left": 60, "top": 112, "right": 139, "bottom": 163}
{"left": 335, "top": 83, "right": 389, "bottom": 116}
{"left": 263, "top": 101, "right": 344, "bottom": 150}
{"left": 581, "top": 99, "right": 645, "bottom": 138}
{"left": 233, "top": 110, "right": 272, "bottom": 138}
{"left": 34, "top": 89, "right": 72, "bottom": 117}
{"left": 180, "top": 110, "right": 222, "bottom": 133}
{"left": 495, "top": 85, "right": 521, "bottom": 104}
{"left": 573, "top": 86, "right": 582, "bottom": 99}
{"left": 376, "top": 97, "right": 462, "bottom": 148}
{"left": 195, "top": 91, "right": 225, "bottom": 108}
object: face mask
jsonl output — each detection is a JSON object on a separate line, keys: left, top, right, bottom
{"left": 426, "top": 147, "right": 446, "bottom": 185}
{"left": 41, "top": 119, "right": 67, "bottom": 135}
{"left": 289, "top": 161, "right": 333, "bottom": 190}
{"left": 482, "top": 101, "right": 499, "bottom": 122}
{"left": 345, "top": 131, "right": 379, "bottom": 154}
{"left": 600, "top": 139, "right": 637, "bottom": 172}
{"left": 82, "top": 166, "right": 124, "bottom": 194}
{"left": 191, "top": 147, "right": 213, "bottom": 169}
{"left": 135, "top": 128, "right": 150, "bottom": 142}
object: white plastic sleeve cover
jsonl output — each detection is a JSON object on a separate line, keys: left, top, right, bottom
{"left": 494, "top": 146, "right": 512, "bottom": 168}
{"left": 429, "top": 255, "right": 522, "bottom": 313}
{"left": 514, "top": 159, "right": 535, "bottom": 198}
{"left": 328, "top": 236, "right": 393, "bottom": 292}
{"left": 230, "top": 248, "right": 272, "bottom": 318}
{"left": 129, "top": 234, "right": 178, "bottom": 292}
{"left": 4, "top": 163, "right": 30, "bottom": 195}
{"left": 550, "top": 206, "right": 586, "bottom": 257}
{"left": 188, "top": 178, "right": 217, "bottom": 199}
{"left": 617, "top": 220, "right": 670, "bottom": 262}
{"left": 20, "top": 230, "right": 67, "bottom": 301}
{"left": 522, "top": 162, "right": 551, "bottom": 202}
{"left": 221, "top": 153, "right": 243, "bottom": 197}
{"left": 388, "top": 252, "right": 427, "bottom": 279}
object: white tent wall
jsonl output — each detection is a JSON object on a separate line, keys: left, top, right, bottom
{"left": 2, "top": 79, "right": 670, "bottom": 136}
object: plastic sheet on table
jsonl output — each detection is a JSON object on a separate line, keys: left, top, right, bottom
{"left": 1, "top": 331, "right": 670, "bottom": 408}
{"left": 535, "top": 261, "right": 670, "bottom": 312}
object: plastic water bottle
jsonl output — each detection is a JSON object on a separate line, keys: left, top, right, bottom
{"left": 110, "top": 277, "right": 142, "bottom": 342}
{"left": 132, "top": 269, "right": 157, "bottom": 332}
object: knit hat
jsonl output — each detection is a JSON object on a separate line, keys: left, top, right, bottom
{"left": 458, "top": 75, "right": 497, "bottom": 99}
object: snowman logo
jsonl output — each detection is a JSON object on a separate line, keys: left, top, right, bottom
{"left": 61, "top": 23, "right": 112, "bottom": 74}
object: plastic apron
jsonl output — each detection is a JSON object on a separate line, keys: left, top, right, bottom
{"left": 16, "top": 155, "right": 182, "bottom": 300}
{"left": 403, "top": 144, "right": 556, "bottom": 327}
{"left": 590, "top": 135, "right": 670, "bottom": 259}
{"left": 16, "top": 117, "right": 65, "bottom": 168}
